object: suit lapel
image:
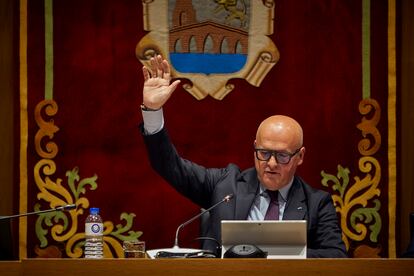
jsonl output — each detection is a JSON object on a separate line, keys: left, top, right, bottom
{"left": 234, "top": 168, "right": 259, "bottom": 220}
{"left": 283, "top": 177, "right": 307, "bottom": 220}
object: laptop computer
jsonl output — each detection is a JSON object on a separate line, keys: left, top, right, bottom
{"left": 221, "top": 220, "right": 307, "bottom": 259}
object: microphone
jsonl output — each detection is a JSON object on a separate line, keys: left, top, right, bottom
{"left": 0, "top": 204, "right": 77, "bottom": 220}
{"left": 147, "top": 194, "right": 234, "bottom": 259}
{"left": 173, "top": 194, "right": 233, "bottom": 249}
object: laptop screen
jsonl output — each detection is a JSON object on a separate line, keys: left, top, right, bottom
{"left": 221, "top": 220, "right": 307, "bottom": 259}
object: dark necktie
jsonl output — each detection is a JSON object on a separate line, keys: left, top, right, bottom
{"left": 264, "top": 190, "right": 279, "bottom": 220}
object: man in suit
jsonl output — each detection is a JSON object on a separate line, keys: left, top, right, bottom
{"left": 140, "top": 55, "right": 347, "bottom": 258}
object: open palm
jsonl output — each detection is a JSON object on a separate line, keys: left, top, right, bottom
{"left": 142, "top": 55, "right": 180, "bottom": 109}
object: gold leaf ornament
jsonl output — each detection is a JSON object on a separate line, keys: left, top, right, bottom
{"left": 320, "top": 98, "right": 382, "bottom": 255}
{"left": 33, "top": 99, "right": 143, "bottom": 258}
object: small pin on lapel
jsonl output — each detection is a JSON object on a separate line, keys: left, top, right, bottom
{"left": 297, "top": 206, "right": 303, "bottom": 210}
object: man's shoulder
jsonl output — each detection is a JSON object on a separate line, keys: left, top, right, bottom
{"left": 221, "top": 164, "right": 255, "bottom": 177}
{"left": 216, "top": 164, "right": 257, "bottom": 184}
{"left": 294, "top": 176, "right": 331, "bottom": 200}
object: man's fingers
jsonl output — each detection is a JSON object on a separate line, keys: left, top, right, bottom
{"left": 162, "top": 59, "right": 170, "bottom": 73}
{"left": 155, "top": 55, "right": 164, "bottom": 78}
{"left": 145, "top": 55, "right": 175, "bottom": 83}
{"left": 157, "top": 68, "right": 163, "bottom": 78}
{"left": 169, "top": 80, "right": 181, "bottom": 93}
{"left": 142, "top": 66, "right": 150, "bottom": 81}
{"left": 150, "top": 56, "right": 158, "bottom": 77}
{"left": 156, "top": 54, "right": 163, "bottom": 65}
{"left": 161, "top": 80, "right": 180, "bottom": 104}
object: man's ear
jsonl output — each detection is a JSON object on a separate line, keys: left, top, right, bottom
{"left": 297, "top": 147, "right": 305, "bottom": 165}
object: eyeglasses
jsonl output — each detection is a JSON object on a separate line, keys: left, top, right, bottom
{"left": 254, "top": 147, "right": 302, "bottom": 164}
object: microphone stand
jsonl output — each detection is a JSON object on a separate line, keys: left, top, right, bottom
{"left": 0, "top": 204, "right": 77, "bottom": 220}
{"left": 173, "top": 194, "right": 233, "bottom": 249}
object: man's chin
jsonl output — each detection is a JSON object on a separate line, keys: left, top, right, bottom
{"left": 262, "top": 180, "right": 282, "bottom": 191}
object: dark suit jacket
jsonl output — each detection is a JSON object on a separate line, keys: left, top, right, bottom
{"left": 142, "top": 126, "right": 347, "bottom": 258}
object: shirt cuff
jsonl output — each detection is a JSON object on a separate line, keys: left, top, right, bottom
{"left": 142, "top": 108, "right": 164, "bottom": 135}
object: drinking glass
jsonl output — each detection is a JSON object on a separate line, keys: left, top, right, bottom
{"left": 123, "top": 240, "right": 146, "bottom": 258}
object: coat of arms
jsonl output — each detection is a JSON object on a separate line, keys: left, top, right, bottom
{"left": 136, "top": 0, "right": 279, "bottom": 100}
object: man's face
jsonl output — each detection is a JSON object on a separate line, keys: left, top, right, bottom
{"left": 254, "top": 128, "right": 304, "bottom": 191}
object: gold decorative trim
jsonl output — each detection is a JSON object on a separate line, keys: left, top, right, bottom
{"left": 387, "top": 0, "right": 397, "bottom": 258}
{"left": 19, "top": 0, "right": 28, "bottom": 259}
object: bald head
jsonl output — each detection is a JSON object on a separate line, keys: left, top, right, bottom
{"left": 254, "top": 115, "right": 305, "bottom": 191}
{"left": 256, "top": 115, "right": 303, "bottom": 149}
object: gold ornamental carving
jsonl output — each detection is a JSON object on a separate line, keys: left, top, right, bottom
{"left": 321, "top": 98, "right": 382, "bottom": 257}
{"left": 33, "top": 99, "right": 142, "bottom": 258}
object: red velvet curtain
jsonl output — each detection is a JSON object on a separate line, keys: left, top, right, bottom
{"left": 22, "top": 0, "right": 392, "bottom": 257}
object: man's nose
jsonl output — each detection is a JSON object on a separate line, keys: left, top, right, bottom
{"left": 267, "top": 154, "right": 278, "bottom": 167}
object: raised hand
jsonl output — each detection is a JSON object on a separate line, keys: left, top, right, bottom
{"left": 142, "top": 55, "right": 181, "bottom": 110}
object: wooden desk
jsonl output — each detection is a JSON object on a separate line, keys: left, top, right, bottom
{"left": 0, "top": 261, "right": 20, "bottom": 276}
{"left": 1, "top": 259, "right": 413, "bottom": 276}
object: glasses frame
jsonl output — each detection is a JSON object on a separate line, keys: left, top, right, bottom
{"left": 254, "top": 146, "right": 302, "bottom": 164}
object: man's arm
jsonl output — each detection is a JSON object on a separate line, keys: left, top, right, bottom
{"left": 140, "top": 56, "right": 227, "bottom": 208}
{"left": 307, "top": 192, "right": 348, "bottom": 258}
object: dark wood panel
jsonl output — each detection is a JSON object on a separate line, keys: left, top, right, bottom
{"left": 0, "top": 259, "right": 413, "bottom": 276}
{"left": 400, "top": 0, "right": 414, "bottom": 256}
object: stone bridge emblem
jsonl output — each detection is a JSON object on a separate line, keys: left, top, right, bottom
{"left": 136, "top": 0, "right": 279, "bottom": 100}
